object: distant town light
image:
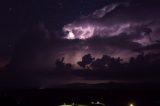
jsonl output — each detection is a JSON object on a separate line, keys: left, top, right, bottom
{"left": 97, "top": 101, "right": 100, "bottom": 104}
{"left": 90, "top": 101, "right": 106, "bottom": 106}
{"left": 129, "top": 103, "right": 134, "bottom": 106}
{"left": 91, "top": 101, "right": 94, "bottom": 104}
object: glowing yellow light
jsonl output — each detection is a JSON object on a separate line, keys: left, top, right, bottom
{"left": 91, "top": 101, "right": 94, "bottom": 104}
{"left": 129, "top": 103, "right": 134, "bottom": 106}
{"left": 97, "top": 101, "right": 100, "bottom": 104}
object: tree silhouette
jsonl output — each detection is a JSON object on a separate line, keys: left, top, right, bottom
{"left": 55, "top": 57, "right": 72, "bottom": 70}
{"left": 65, "top": 63, "right": 72, "bottom": 69}
{"left": 55, "top": 57, "right": 65, "bottom": 70}
{"left": 77, "top": 54, "right": 95, "bottom": 69}
{"left": 55, "top": 52, "right": 160, "bottom": 71}
{"left": 90, "top": 55, "right": 123, "bottom": 71}
{"left": 91, "top": 55, "right": 111, "bottom": 70}
{"left": 108, "top": 57, "right": 123, "bottom": 71}
{"left": 127, "top": 52, "right": 160, "bottom": 71}
{"left": 77, "top": 54, "right": 124, "bottom": 70}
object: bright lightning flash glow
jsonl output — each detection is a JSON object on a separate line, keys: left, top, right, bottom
{"left": 63, "top": 25, "right": 95, "bottom": 40}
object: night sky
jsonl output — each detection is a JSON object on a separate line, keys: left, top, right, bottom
{"left": 1, "top": 0, "right": 160, "bottom": 88}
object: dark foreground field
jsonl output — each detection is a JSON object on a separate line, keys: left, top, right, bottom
{"left": 1, "top": 83, "right": 160, "bottom": 106}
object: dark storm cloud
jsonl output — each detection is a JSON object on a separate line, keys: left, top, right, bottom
{"left": 6, "top": 0, "right": 160, "bottom": 68}
{"left": 63, "top": 1, "right": 160, "bottom": 42}
{"left": 59, "top": 1, "right": 160, "bottom": 64}
{"left": 7, "top": 1, "right": 160, "bottom": 66}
